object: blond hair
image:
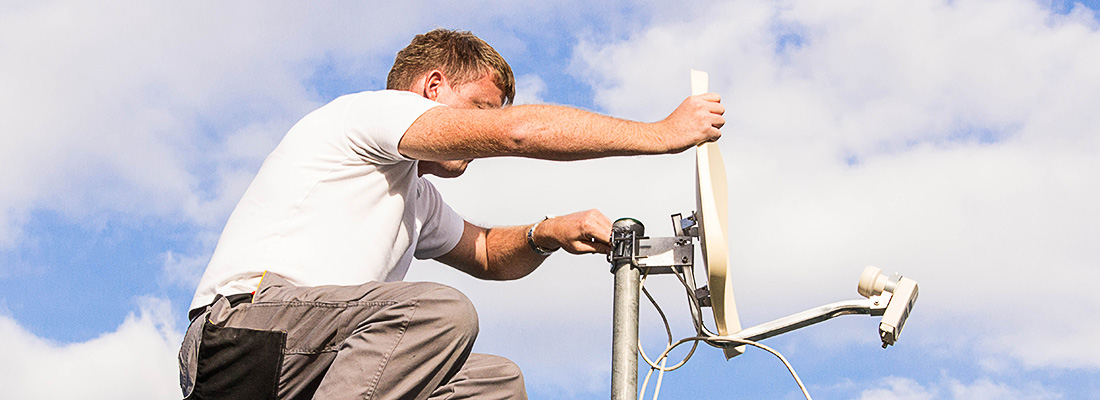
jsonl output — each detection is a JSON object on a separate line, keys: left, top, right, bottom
{"left": 387, "top": 29, "right": 515, "bottom": 106}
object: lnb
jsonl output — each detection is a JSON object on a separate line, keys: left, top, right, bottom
{"left": 858, "top": 266, "right": 919, "bottom": 348}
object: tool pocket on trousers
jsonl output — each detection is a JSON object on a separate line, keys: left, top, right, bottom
{"left": 186, "top": 323, "right": 287, "bottom": 400}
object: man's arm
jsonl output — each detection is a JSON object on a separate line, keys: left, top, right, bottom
{"left": 434, "top": 210, "right": 613, "bottom": 280}
{"left": 399, "top": 94, "right": 725, "bottom": 162}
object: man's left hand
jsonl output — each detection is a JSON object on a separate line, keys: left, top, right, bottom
{"left": 532, "top": 210, "right": 613, "bottom": 255}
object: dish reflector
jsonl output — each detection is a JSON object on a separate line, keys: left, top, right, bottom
{"left": 692, "top": 69, "right": 744, "bottom": 359}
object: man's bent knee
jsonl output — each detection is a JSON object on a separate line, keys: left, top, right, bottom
{"left": 410, "top": 282, "right": 479, "bottom": 341}
{"left": 485, "top": 355, "right": 525, "bottom": 394}
{"left": 461, "top": 354, "right": 527, "bottom": 400}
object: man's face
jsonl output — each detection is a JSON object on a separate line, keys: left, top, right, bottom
{"left": 420, "top": 73, "right": 505, "bottom": 178}
{"left": 435, "top": 73, "right": 505, "bottom": 110}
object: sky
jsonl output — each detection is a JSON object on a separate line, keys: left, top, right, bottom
{"left": 1, "top": 0, "right": 1098, "bottom": 399}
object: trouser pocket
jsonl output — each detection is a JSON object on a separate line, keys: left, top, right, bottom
{"left": 186, "top": 323, "right": 287, "bottom": 400}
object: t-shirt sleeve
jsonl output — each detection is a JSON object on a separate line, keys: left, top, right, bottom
{"left": 413, "top": 178, "right": 465, "bottom": 260}
{"left": 343, "top": 90, "right": 444, "bottom": 164}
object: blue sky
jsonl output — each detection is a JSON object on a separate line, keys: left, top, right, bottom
{"left": 2, "top": 0, "right": 1099, "bottom": 399}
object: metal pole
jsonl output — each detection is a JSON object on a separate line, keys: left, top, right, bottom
{"left": 611, "top": 218, "right": 644, "bottom": 400}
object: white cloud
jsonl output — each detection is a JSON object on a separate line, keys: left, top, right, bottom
{"left": 0, "top": 2, "right": 690, "bottom": 396}
{"left": 4, "top": 0, "right": 1099, "bottom": 397}
{"left": 1, "top": 1, "right": 677, "bottom": 396}
{"left": 564, "top": 0, "right": 1100, "bottom": 372}
{"left": 856, "top": 376, "right": 1062, "bottom": 400}
{"left": 514, "top": 73, "right": 549, "bottom": 105}
{"left": 0, "top": 1, "right": 432, "bottom": 249}
{"left": 160, "top": 249, "right": 211, "bottom": 290}
{"left": 858, "top": 377, "right": 938, "bottom": 400}
{"left": 0, "top": 297, "right": 181, "bottom": 400}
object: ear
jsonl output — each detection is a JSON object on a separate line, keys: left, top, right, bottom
{"left": 422, "top": 70, "right": 446, "bottom": 101}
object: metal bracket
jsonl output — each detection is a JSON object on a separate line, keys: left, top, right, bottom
{"left": 671, "top": 212, "right": 699, "bottom": 238}
{"left": 635, "top": 237, "right": 693, "bottom": 274}
{"left": 610, "top": 213, "right": 696, "bottom": 274}
{"left": 693, "top": 286, "right": 712, "bottom": 307}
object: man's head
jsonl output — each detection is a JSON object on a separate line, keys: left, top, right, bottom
{"left": 387, "top": 29, "right": 515, "bottom": 107}
{"left": 390, "top": 29, "right": 515, "bottom": 179}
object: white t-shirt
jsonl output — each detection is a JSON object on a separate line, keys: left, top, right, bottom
{"left": 190, "top": 90, "right": 464, "bottom": 311}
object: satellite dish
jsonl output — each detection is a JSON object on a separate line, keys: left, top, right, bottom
{"left": 692, "top": 69, "right": 744, "bottom": 359}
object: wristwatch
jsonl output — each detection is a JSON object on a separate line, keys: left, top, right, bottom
{"left": 526, "top": 215, "right": 558, "bottom": 256}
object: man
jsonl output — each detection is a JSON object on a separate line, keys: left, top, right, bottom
{"left": 179, "top": 28, "right": 723, "bottom": 400}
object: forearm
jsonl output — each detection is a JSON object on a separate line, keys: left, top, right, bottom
{"left": 436, "top": 221, "right": 548, "bottom": 281}
{"left": 436, "top": 211, "right": 613, "bottom": 281}
{"left": 499, "top": 104, "right": 676, "bottom": 160}
{"left": 400, "top": 95, "right": 722, "bottom": 162}
{"left": 480, "top": 224, "right": 550, "bottom": 280}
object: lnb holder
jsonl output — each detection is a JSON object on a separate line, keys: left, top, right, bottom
{"left": 609, "top": 214, "right": 695, "bottom": 275}
{"left": 858, "top": 266, "right": 920, "bottom": 347}
{"left": 610, "top": 213, "right": 920, "bottom": 351}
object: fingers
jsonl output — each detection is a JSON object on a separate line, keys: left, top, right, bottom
{"left": 709, "top": 100, "right": 725, "bottom": 118}
{"left": 683, "top": 94, "right": 725, "bottom": 142}
{"left": 694, "top": 94, "right": 724, "bottom": 119}
{"left": 571, "top": 209, "right": 612, "bottom": 254}
{"left": 584, "top": 210, "right": 613, "bottom": 246}
{"left": 570, "top": 231, "right": 613, "bottom": 254}
{"left": 546, "top": 209, "right": 613, "bottom": 255}
{"left": 693, "top": 91, "right": 720, "bottom": 101}
{"left": 710, "top": 115, "right": 726, "bottom": 131}
{"left": 691, "top": 93, "right": 723, "bottom": 110}
{"left": 565, "top": 240, "right": 612, "bottom": 255}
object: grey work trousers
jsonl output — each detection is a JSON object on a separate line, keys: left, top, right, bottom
{"left": 179, "top": 274, "right": 527, "bottom": 400}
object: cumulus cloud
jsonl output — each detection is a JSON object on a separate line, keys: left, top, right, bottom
{"left": 0, "top": 1, "right": 433, "bottom": 251}
{"left": 0, "top": 1, "right": 698, "bottom": 397}
{"left": 0, "top": 297, "right": 181, "bottom": 400}
{"left": 400, "top": 0, "right": 1100, "bottom": 393}
{"left": 160, "top": 249, "right": 212, "bottom": 290}
{"left": 514, "top": 73, "right": 550, "bottom": 105}
{"left": 857, "top": 376, "right": 1062, "bottom": 400}
{"left": 5, "top": 0, "right": 1099, "bottom": 398}
{"left": 858, "top": 377, "right": 937, "bottom": 400}
{"left": 567, "top": 0, "right": 1100, "bottom": 371}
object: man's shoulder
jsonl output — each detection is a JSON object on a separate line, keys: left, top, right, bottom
{"left": 339, "top": 89, "right": 434, "bottom": 104}
{"left": 305, "top": 90, "right": 441, "bottom": 164}
{"left": 301, "top": 89, "right": 440, "bottom": 131}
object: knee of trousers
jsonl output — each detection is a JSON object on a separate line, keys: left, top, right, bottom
{"left": 481, "top": 354, "right": 527, "bottom": 395}
{"left": 410, "top": 282, "right": 480, "bottom": 341}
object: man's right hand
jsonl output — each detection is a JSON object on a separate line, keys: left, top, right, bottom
{"left": 655, "top": 93, "right": 726, "bottom": 154}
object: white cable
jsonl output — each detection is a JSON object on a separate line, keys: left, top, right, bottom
{"left": 651, "top": 336, "right": 814, "bottom": 400}
{"left": 653, "top": 356, "right": 666, "bottom": 400}
{"left": 638, "top": 278, "right": 698, "bottom": 372}
{"left": 672, "top": 268, "right": 706, "bottom": 329}
{"left": 638, "top": 274, "right": 669, "bottom": 400}
{"left": 640, "top": 367, "right": 653, "bottom": 400}
{"left": 639, "top": 357, "right": 660, "bottom": 400}
{"left": 637, "top": 270, "right": 812, "bottom": 400}
{"left": 638, "top": 274, "right": 680, "bottom": 400}
{"left": 638, "top": 273, "right": 699, "bottom": 400}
